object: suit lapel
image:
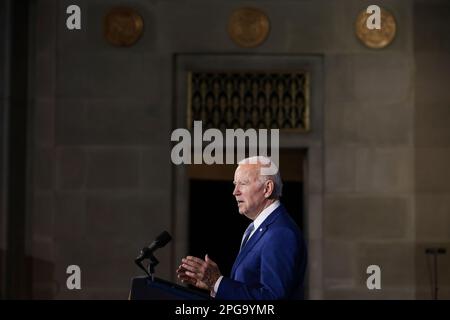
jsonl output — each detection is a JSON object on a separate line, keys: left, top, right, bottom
{"left": 230, "top": 205, "right": 284, "bottom": 278}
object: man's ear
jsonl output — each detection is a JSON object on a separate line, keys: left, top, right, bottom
{"left": 264, "top": 180, "right": 274, "bottom": 198}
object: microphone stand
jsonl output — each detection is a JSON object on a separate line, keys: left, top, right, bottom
{"left": 135, "top": 247, "right": 160, "bottom": 282}
{"left": 134, "top": 231, "right": 172, "bottom": 282}
{"left": 425, "top": 247, "right": 447, "bottom": 300}
{"left": 147, "top": 253, "right": 159, "bottom": 282}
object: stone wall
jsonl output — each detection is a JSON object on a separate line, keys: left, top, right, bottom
{"left": 31, "top": 0, "right": 173, "bottom": 299}
{"left": 24, "top": 0, "right": 450, "bottom": 299}
{"left": 414, "top": 0, "right": 450, "bottom": 300}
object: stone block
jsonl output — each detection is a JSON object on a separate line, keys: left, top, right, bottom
{"left": 355, "top": 148, "right": 413, "bottom": 193}
{"left": 34, "top": 99, "right": 55, "bottom": 147}
{"left": 87, "top": 149, "right": 140, "bottom": 189}
{"left": 85, "top": 100, "right": 167, "bottom": 145}
{"left": 56, "top": 53, "right": 91, "bottom": 98}
{"left": 85, "top": 192, "right": 171, "bottom": 242}
{"left": 83, "top": 53, "right": 154, "bottom": 100}
{"left": 414, "top": 1, "right": 450, "bottom": 52}
{"left": 416, "top": 103, "right": 450, "bottom": 147}
{"left": 416, "top": 53, "right": 450, "bottom": 105}
{"left": 415, "top": 148, "right": 450, "bottom": 192}
{"left": 353, "top": 53, "right": 413, "bottom": 104}
{"left": 34, "top": 148, "right": 56, "bottom": 190}
{"left": 54, "top": 191, "right": 86, "bottom": 242}
{"left": 324, "top": 55, "right": 356, "bottom": 104}
{"left": 325, "top": 196, "right": 409, "bottom": 240}
{"left": 30, "top": 238, "right": 57, "bottom": 299}
{"left": 324, "top": 102, "right": 360, "bottom": 146}
{"left": 358, "top": 102, "right": 413, "bottom": 146}
{"left": 356, "top": 242, "right": 415, "bottom": 287}
{"left": 325, "top": 147, "right": 356, "bottom": 193}
{"left": 416, "top": 194, "right": 450, "bottom": 240}
{"left": 55, "top": 99, "right": 87, "bottom": 145}
{"left": 57, "top": 148, "right": 86, "bottom": 189}
{"left": 32, "top": 192, "right": 55, "bottom": 238}
{"left": 141, "top": 146, "right": 172, "bottom": 191}
{"left": 35, "top": 0, "right": 57, "bottom": 56}
{"left": 35, "top": 55, "right": 56, "bottom": 99}
{"left": 323, "top": 240, "right": 356, "bottom": 282}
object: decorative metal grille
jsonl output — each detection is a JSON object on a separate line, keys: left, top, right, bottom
{"left": 187, "top": 71, "right": 310, "bottom": 131}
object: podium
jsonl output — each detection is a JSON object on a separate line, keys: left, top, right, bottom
{"left": 129, "top": 276, "right": 210, "bottom": 300}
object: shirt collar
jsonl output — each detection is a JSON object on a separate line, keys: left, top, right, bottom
{"left": 252, "top": 200, "right": 280, "bottom": 231}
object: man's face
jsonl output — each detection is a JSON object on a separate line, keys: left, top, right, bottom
{"left": 233, "top": 164, "right": 267, "bottom": 219}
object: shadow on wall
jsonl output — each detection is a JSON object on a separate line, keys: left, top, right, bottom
{"left": 2, "top": 249, "right": 56, "bottom": 299}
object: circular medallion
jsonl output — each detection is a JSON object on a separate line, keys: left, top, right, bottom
{"left": 228, "top": 7, "right": 270, "bottom": 48}
{"left": 103, "top": 7, "right": 144, "bottom": 47}
{"left": 355, "top": 7, "right": 396, "bottom": 49}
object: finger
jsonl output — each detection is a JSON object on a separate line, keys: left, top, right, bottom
{"left": 185, "top": 271, "right": 201, "bottom": 280}
{"left": 178, "top": 276, "right": 196, "bottom": 285}
{"left": 178, "top": 273, "right": 194, "bottom": 282}
{"left": 182, "top": 258, "right": 205, "bottom": 271}
{"left": 205, "top": 254, "right": 217, "bottom": 267}
{"left": 176, "top": 265, "right": 187, "bottom": 273}
{"left": 205, "top": 254, "right": 217, "bottom": 265}
{"left": 186, "top": 256, "right": 205, "bottom": 265}
{"left": 182, "top": 259, "right": 203, "bottom": 270}
{"left": 181, "top": 262, "right": 199, "bottom": 274}
{"left": 177, "top": 270, "right": 196, "bottom": 280}
{"left": 179, "top": 278, "right": 189, "bottom": 283}
{"left": 176, "top": 268, "right": 186, "bottom": 275}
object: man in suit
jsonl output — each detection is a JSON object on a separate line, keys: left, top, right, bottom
{"left": 176, "top": 156, "right": 307, "bottom": 299}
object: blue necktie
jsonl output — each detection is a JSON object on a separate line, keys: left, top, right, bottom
{"left": 240, "top": 223, "right": 255, "bottom": 251}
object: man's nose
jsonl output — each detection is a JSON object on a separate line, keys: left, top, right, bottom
{"left": 233, "top": 185, "right": 240, "bottom": 196}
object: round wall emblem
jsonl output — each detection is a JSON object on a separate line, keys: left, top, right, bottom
{"left": 355, "top": 7, "right": 396, "bottom": 49}
{"left": 228, "top": 7, "right": 270, "bottom": 48}
{"left": 104, "top": 7, "right": 144, "bottom": 47}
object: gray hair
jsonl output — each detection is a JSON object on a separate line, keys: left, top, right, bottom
{"left": 238, "top": 156, "right": 283, "bottom": 199}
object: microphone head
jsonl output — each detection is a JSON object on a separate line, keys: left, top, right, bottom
{"left": 155, "top": 231, "right": 172, "bottom": 248}
{"left": 136, "top": 231, "right": 172, "bottom": 261}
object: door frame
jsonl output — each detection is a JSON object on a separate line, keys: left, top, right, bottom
{"left": 172, "top": 54, "right": 324, "bottom": 299}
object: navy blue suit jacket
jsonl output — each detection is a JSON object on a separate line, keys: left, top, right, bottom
{"left": 216, "top": 204, "right": 307, "bottom": 300}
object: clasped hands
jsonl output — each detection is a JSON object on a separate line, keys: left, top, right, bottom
{"left": 176, "top": 254, "right": 222, "bottom": 292}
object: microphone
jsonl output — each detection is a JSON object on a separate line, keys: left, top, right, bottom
{"left": 135, "top": 231, "right": 172, "bottom": 262}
